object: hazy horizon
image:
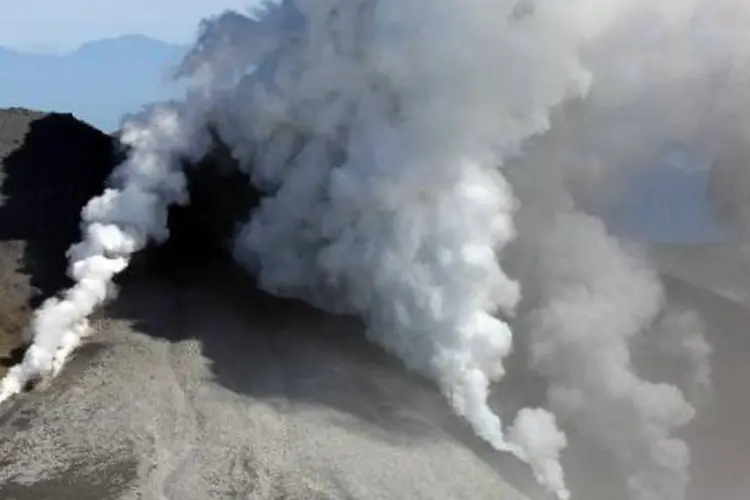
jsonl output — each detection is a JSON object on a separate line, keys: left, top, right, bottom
{"left": 1, "top": 33, "right": 186, "bottom": 56}
{"left": 0, "top": 34, "right": 190, "bottom": 132}
{"left": 0, "top": 1, "right": 258, "bottom": 53}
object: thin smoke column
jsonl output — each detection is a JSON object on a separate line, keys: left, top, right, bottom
{"left": 0, "top": 100, "right": 211, "bottom": 402}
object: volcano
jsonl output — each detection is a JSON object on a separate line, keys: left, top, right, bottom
{"left": 0, "top": 107, "right": 539, "bottom": 499}
{"left": 0, "top": 107, "right": 749, "bottom": 500}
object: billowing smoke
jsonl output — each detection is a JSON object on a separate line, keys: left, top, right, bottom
{"left": 509, "top": 199, "right": 703, "bottom": 500}
{"left": 5, "top": 0, "right": 750, "bottom": 498}
{"left": 195, "top": 2, "right": 620, "bottom": 497}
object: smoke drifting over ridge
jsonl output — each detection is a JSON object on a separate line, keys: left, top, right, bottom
{"left": 3, "top": 0, "right": 750, "bottom": 498}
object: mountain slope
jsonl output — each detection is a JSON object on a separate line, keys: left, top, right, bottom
{"left": 0, "top": 107, "right": 533, "bottom": 500}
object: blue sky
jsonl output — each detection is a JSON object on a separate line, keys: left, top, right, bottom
{"left": 0, "top": 0, "right": 260, "bottom": 52}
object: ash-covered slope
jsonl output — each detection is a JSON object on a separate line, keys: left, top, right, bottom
{"left": 0, "top": 108, "right": 535, "bottom": 500}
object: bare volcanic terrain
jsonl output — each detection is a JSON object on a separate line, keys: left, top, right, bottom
{"left": 0, "top": 108, "right": 748, "bottom": 500}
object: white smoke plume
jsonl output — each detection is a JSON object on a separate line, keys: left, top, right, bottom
{"left": 496, "top": 2, "right": 750, "bottom": 498}
{"left": 697, "top": 0, "right": 750, "bottom": 255}
{"left": 6, "top": 0, "right": 750, "bottom": 498}
{"left": 508, "top": 199, "right": 700, "bottom": 500}
{"left": 197, "top": 2, "right": 625, "bottom": 497}
{"left": 0, "top": 99, "right": 212, "bottom": 401}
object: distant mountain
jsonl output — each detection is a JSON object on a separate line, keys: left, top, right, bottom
{"left": 0, "top": 35, "right": 189, "bottom": 132}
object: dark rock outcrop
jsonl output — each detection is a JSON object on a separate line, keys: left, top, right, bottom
{"left": 0, "top": 107, "right": 259, "bottom": 371}
{"left": 0, "top": 108, "right": 115, "bottom": 367}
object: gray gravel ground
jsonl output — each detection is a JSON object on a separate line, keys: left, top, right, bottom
{"left": 0, "top": 265, "right": 534, "bottom": 500}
